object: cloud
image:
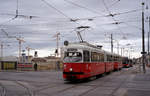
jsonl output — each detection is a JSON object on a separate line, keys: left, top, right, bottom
{"left": 0, "top": 0, "right": 149, "bottom": 58}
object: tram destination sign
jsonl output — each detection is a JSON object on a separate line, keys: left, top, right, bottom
{"left": 67, "top": 48, "right": 77, "bottom": 52}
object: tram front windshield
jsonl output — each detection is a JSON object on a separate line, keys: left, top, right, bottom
{"left": 64, "top": 52, "right": 82, "bottom": 62}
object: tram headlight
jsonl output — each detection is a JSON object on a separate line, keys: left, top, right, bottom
{"left": 69, "top": 68, "right": 73, "bottom": 71}
{"left": 63, "top": 64, "right": 66, "bottom": 69}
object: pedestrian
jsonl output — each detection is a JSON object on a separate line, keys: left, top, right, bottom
{"left": 56, "top": 61, "right": 60, "bottom": 70}
{"left": 34, "top": 63, "right": 37, "bottom": 71}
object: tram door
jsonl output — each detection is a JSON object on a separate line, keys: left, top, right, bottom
{"left": 83, "top": 50, "right": 90, "bottom": 72}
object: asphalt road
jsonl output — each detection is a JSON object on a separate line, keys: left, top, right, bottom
{"left": 0, "top": 66, "right": 150, "bottom": 96}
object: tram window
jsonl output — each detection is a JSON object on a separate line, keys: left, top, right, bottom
{"left": 91, "top": 52, "right": 97, "bottom": 62}
{"left": 107, "top": 55, "right": 112, "bottom": 61}
{"left": 91, "top": 52, "right": 103, "bottom": 62}
{"left": 100, "top": 54, "right": 104, "bottom": 61}
{"left": 116, "top": 56, "right": 118, "bottom": 61}
{"left": 64, "top": 52, "right": 82, "bottom": 62}
{"left": 114, "top": 56, "right": 116, "bottom": 61}
{"left": 98, "top": 53, "right": 104, "bottom": 61}
{"left": 111, "top": 55, "right": 114, "bottom": 61}
{"left": 118, "top": 57, "right": 121, "bottom": 61}
{"left": 106, "top": 55, "right": 109, "bottom": 61}
{"left": 114, "top": 56, "right": 118, "bottom": 61}
{"left": 83, "top": 50, "right": 90, "bottom": 62}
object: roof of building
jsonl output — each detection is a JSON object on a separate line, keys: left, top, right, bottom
{"left": 0, "top": 56, "right": 18, "bottom": 61}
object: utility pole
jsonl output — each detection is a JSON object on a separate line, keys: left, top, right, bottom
{"left": 149, "top": 17, "right": 150, "bottom": 54}
{"left": 111, "top": 34, "right": 113, "bottom": 53}
{"left": 141, "top": 2, "right": 146, "bottom": 73}
{"left": 147, "top": 17, "right": 150, "bottom": 66}
{"left": 16, "top": 38, "right": 25, "bottom": 62}
{"left": 117, "top": 41, "right": 119, "bottom": 55}
{"left": 54, "top": 32, "right": 60, "bottom": 57}
{"left": 121, "top": 48, "right": 123, "bottom": 56}
{"left": 56, "top": 32, "right": 60, "bottom": 57}
{"left": 122, "top": 47, "right": 125, "bottom": 57}
{"left": 0, "top": 43, "right": 10, "bottom": 61}
{"left": 148, "top": 17, "right": 150, "bottom": 54}
{"left": 0, "top": 43, "right": 3, "bottom": 61}
{"left": 26, "top": 47, "right": 34, "bottom": 63}
{"left": 148, "top": 32, "right": 149, "bottom": 55}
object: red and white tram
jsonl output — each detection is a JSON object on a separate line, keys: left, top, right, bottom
{"left": 63, "top": 41, "right": 122, "bottom": 81}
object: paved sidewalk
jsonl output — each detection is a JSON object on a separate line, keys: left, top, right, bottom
{"left": 122, "top": 67, "right": 150, "bottom": 96}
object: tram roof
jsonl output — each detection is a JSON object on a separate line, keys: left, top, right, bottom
{"left": 64, "top": 42, "right": 104, "bottom": 53}
{"left": 63, "top": 42, "right": 122, "bottom": 57}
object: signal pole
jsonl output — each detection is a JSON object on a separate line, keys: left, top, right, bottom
{"left": 141, "top": 2, "right": 146, "bottom": 73}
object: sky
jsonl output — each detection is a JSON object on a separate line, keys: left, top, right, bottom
{"left": 0, "top": 0, "right": 150, "bottom": 58}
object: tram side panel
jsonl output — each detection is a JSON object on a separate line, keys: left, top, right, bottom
{"left": 113, "top": 56, "right": 123, "bottom": 70}
{"left": 105, "top": 62, "right": 114, "bottom": 72}
{"left": 97, "top": 62, "right": 105, "bottom": 75}
{"left": 81, "top": 63, "right": 92, "bottom": 78}
{"left": 119, "top": 61, "right": 123, "bottom": 69}
{"left": 91, "top": 62, "right": 105, "bottom": 76}
{"left": 105, "top": 54, "right": 114, "bottom": 72}
{"left": 114, "top": 62, "right": 119, "bottom": 70}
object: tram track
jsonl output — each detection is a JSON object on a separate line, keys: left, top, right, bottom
{"left": 14, "top": 81, "right": 35, "bottom": 96}
{"left": 108, "top": 76, "right": 128, "bottom": 96}
{"left": 33, "top": 79, "right": 101, "bottom": 96}
{"left": 0, "top": 67, "right": 138, "bottom": 96}
{"left": 46, "top": 74, "right": 113, "bottom": 96}
{"left": 0, "top": 83, "right": 7, "bottom": 96}
{"left": 78, "top": 75, "right": 114, "bottom": 96}
{"left": 77, "top": 68, "right": 132, "bottom": 96}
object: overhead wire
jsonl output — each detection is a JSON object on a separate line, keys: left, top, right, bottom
{"left": 110, "top": 9, "right": 142, "bottom": 16}
{"left": 65, "top": 8, "right": 143, "bottom": 22}
{"left": 102, "top": 0, "right": 114, "bottom": 18}
{"left": 0, "top": 0, "right": 19, "bottom": 28}
{"left": 63, "top": 0, "right": 105, "bottom": 38}
{"left": 108, "top": 0, "right": 121, "bottom": 8}
{"left": 63, "top": 0, "right": 105, "bottom": 16}
{"left": 39, "top": 0, "right": 82, "bottom": 28}
{"left": 102, "top": 0, "right": 130, "bottom": 39}
{"left": 40, "top": 0, "right": 94, "bottom": 41}
{"left": 104, "top": 0, "right": 144, "bottom": 36}
{"left": 40, "top": 0, "right": 71, "bottom": 19}
{"left": 123, "top": 22, "right": 142, "bottom": 30}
